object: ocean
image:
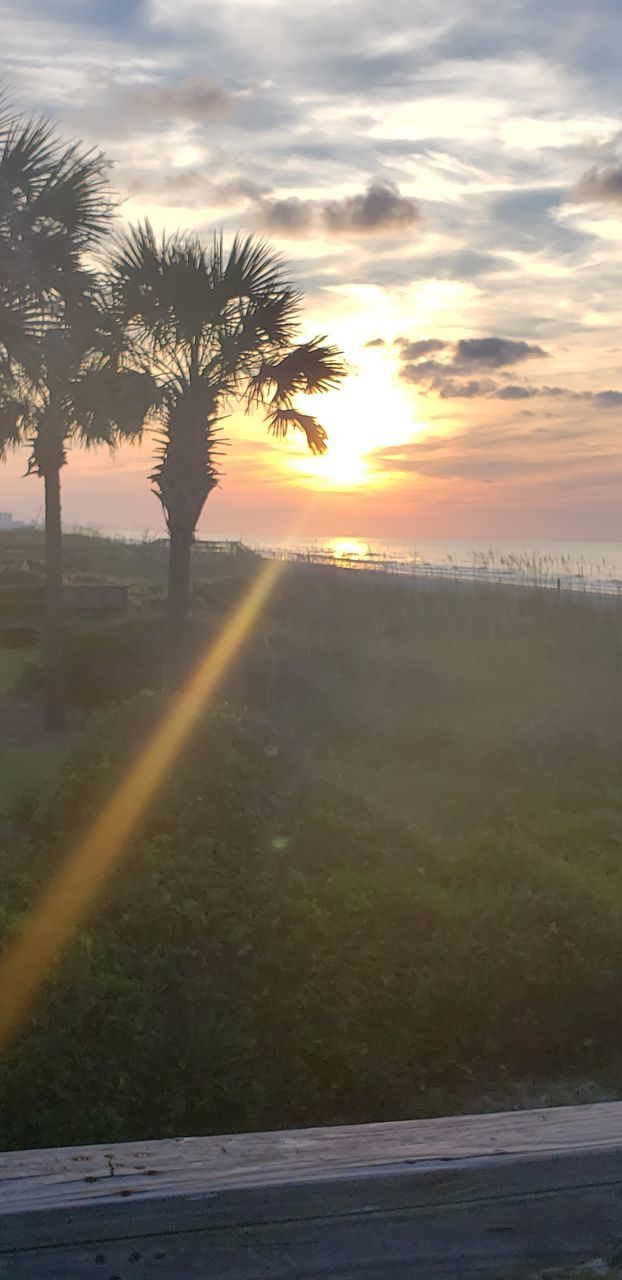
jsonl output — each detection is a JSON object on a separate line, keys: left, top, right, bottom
{"left": 111, "top": 527, "right": 622, "bottom": 595}
{"left": 243, "top": 535, "right": 622, "bottom": 596}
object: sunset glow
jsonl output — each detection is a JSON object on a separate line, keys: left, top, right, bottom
{"left": 293, "top": 353, "right": 421, "bottom": 492}
{"left": 3, "top": 0, "right": 622, "bottom": 543}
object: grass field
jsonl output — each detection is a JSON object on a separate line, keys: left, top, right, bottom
{"left": 2, "top": 528, "right": 622, "bottom": 1147}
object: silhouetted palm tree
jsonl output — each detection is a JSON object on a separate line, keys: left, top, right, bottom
{"left": 0, "top": 287, "right": 156, "bottom": 727}
{"left": 0, "top": 102, "right": 112, "bottom": 364}
{"left": 112, "top": 223, "right": 346, "bottom": 683}
{"left": 0, "top": 106, "right": 123, "bottom": 729}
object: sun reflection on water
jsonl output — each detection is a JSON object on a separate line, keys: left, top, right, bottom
{"left": 325, "top": 537, "right": 370, "bottom": 562}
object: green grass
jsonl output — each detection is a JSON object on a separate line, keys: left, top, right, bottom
{"left": 0, "top": 745, "right": 62, "bottom": 819}
{"left": 3, "top": 532, "right": 622, "bottom": 1147}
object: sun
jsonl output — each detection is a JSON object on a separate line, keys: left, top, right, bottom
{"left": 291, "top": 352, "right": 418, "bottom": 491}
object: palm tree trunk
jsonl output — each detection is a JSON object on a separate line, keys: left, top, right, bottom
{"left": 43, "top": 466, "right": 66, "bottom": 731}
{"left": 166, "top": 521, "right": 194, "bottom": 689}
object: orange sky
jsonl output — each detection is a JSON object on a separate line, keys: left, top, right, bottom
{"left": 3, "top": 0, "right": 622, "bottom": 541}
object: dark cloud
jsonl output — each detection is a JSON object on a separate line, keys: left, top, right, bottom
{"left": 396, "top": 338, "right": 447, "bottom": 360}
{"left": 323, "top": 181, "right": 420, "bottom": 235}
{"left": 400, "top": 358, "right": 447, "bottom": 386}
{"left": 454, "top": 337, "right": 548, "bottom": 368}
{"left": 438, "top": 379, "right": 493, "bottom": 399}
{"left": 256, "top": 196, "right": 315, "bottom": 235}
{"left": 124, "top": 75, "right": 231, "bottom": 123}
{"left": 256, "top": 180, "right": 420, "bottom": 238}
{"left": 398, "top": 334, "right": 549, "bottom": 398}
{"left": 570, "top": 165, "right": 622, "bottom": 203}
{"left": 396, "top": 334, "right": 622, "bottom": 406}
{"left": 364, "top": 338, "right": 386, "bottom": 347}
{"left": 593, "top": 390, "right": 622, "bottom": 407}
{"left": 494, "top": 384, "right": 568, "bottom": 400}
{"left": 495, "top": 384, "right": 536, "bottom": 400}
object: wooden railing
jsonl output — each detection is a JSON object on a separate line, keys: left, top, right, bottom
{"left": 2, "top": 1102, "right": 622, "bottom": 1277}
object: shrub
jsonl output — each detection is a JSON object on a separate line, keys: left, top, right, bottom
{"left": 3, "top": 694, "right": 622, "bottom": 1149}
{"left": 16, "top": 615, "right": 221, "bottom": 709}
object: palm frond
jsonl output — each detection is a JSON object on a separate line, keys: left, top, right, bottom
{"left": 265, "top": 407, "right": 329, "bottom": 455}
{"left": 222, "top": 233, "right": 291, "bottom": 302}
{"left": 70, "top": 366, "right": 159, "bottom": 445}
{"left": 247, "top": 337, "right": 346, "bottom": 410}
{"left": 0, "top": 106, "right": 114, "bottom": 363}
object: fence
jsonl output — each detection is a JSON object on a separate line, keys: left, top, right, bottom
{"left": 256, "top": 544, "right": 622, "bottom": 599}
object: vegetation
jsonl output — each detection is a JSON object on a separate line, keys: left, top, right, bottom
{"left": 1, "top": 100, "right": 345, "bottom": 716}
{"left": 1, "top": 96, "right": 621, "bottom": 1158}
{"left": 0, "top": 105, "right": 142, "bottom": 730}
{"left": 1, "top": 531, "right": 622, "bottom": 1148}
{"left": 111, "top": 223, "right": 346, "bottom": 682}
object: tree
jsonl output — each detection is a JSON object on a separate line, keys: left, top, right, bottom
{"left": 111, "top": 223, "right": 347, "bottom": 683}
{"left": 0, "top": 102, "right": 112, "bottom": 364}
{"left": 0, "top": 107, "right": 140, "bottom": 730}
{"left": 0, "top": 287, "right": 156, "bottom": 729}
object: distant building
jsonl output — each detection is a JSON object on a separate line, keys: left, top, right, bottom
{"left": 0, "top": 513, "right": 14, "bottom": 530}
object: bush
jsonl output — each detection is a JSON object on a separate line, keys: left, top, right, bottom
{"left": 16, "top": 615, "right": 221, "bottom": 709}
{"left": 16, "top": 618, "right": 161, "bottom": 708}
{"left": 3, "top": 694, "right": 622, "bottom": 1150}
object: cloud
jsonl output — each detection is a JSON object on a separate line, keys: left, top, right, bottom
{"left": 593, "top": 389, "right": 622, "bottom": 407}
{"left": 396, "top": 334, "right": 622, "bottom": 407}
{"left": 323, "top": 181, "right": 420, "bottom": 234}
{"left": 396, "top": 338, "right": 447, "bottom": 360}
{"left": 453, "top": 337, "right": 548, "bottom": 368}
{"left": 256, "top": 181, "right": 420, "bottom": 239}
{"left": 256, "top": 195, "right": 315, "bottom": 235}
{"left": 495, "top": 384, "right": 536, "bottom": 399}
{"left": 118, "top": 167, "right": 268, "bottom": 210}
{"left": 397, "top": 334, "right": 550, "bottom": 398}
{"left": 124, "top": 75, "right": 231, "bottom": 123}
{"left": 364, "top": 337, "right": 385, "bottom": 347}
{"left": 371, "top": 413, "right": 621, "bottom": 487}
{"left": 570, "top": 165, "right": 622, "bottom": 203}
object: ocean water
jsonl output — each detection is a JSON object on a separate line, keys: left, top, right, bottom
{"left": 243, "top": 535, "right": 622, "bottom": 594}
{"left": 111, "top": 525, "right": 622, "bottom": 594}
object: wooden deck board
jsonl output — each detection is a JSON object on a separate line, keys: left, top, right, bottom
{"left": 2, "top": 1103, "right": 622, "bottom": 1278}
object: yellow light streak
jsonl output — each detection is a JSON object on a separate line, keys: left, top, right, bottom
{"left": 0, "top": 555, "right": 285, "bottom": 1053}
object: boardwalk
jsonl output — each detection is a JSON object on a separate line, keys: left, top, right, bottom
{"left": 2, "top": 1102, "right": 622, "bottom": 1277}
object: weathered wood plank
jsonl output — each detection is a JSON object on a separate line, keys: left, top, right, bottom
{"left": 2, "top": 1104, "right": 622, "bottom": 1278}
{"left": 3, "top": 1102, "right": 622, "bottom": 1213}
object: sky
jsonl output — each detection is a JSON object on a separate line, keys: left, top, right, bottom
{"left": 2, "top": 0, "right": 622, "bottom": 542}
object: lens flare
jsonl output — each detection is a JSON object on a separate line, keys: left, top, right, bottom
{"left": 0, "top": 555, "right": 285, "bottom": 1053}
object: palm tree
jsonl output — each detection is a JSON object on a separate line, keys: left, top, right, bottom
{"left": 0, "top": 106, "right": 121, "bottom": 729}
{"left": 0, "top": 102, "right": 112, "bottom": 363}
{"left": 111, "top": 223, "right": 346, "bottom": 684}
{"left": 0, "top": 287, "right": 156, "bottom": 729}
